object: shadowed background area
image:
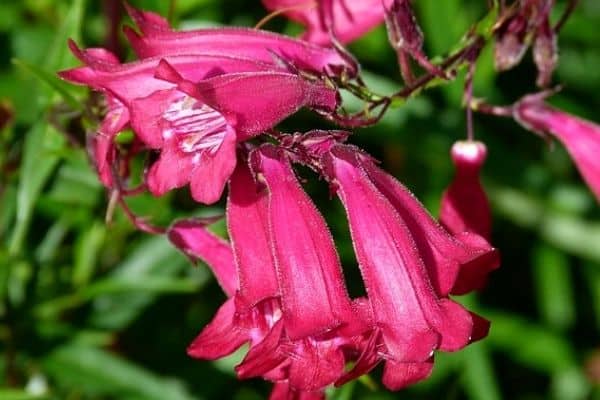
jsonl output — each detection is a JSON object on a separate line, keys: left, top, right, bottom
{"left": 0, "top": 0, "right": 599, "bottom": 399}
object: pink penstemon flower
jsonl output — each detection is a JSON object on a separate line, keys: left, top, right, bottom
{"left": 60, "top": 42, "right": 338, "bottom": 204}
{"left": 123, "top": 3, "right": 358, "bottom": 77}
{"left": 440, "top": 141, "right": 492, "bottom": 240}
{"left": 514, "top": 92, "right": 600, "bottom": 202}
{"left": 439, "top": 140, "right": 501, "bottom": 294}
{"left": 357, "top": 150, "right": 498, "bottom": 297}
{"left": 172, "top": 151, "right": 369, "bottom": 398}
{"left": 321, "top": 144, "right": 487, "bottom": 389}
{"left": 261, "top": 0, "right": 394, "bottom": 45}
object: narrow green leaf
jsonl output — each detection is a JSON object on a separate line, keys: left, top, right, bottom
{"left": 35, "top": 276, "right": 201, "bottom": 319}
{"left": 35, "top": 219, "right": 69, "bottom": 263}
{"left": 9, "top": 123, "right": 65, "bottom": 255}
{"left": 533, "top": 244, "right": 576, "bottom": 330}
{"left": 45, "top": 0, "right": 85, "bottom": 71}
{"left": 72, "top": 221, "right": 105, "bottom": 287}
{"left": 461, "top": 343, "right": 502, "bottom": 400}
{"left": 485, "top": 312, "right": 576, "bottom": 373}
{"left": 11, "top": 58, "right": 80, "bottom": 109}
{"left": 492, "top": 186, "right": 600, "bottom": 262}
{"left": 583, "top": 264, "right": 600, "bottom": 332}
{"left": 43, "top": 344, "right": 200, "bottom": 400}
{"left": 0, "top": 390, "right": 48, "bottom": 400}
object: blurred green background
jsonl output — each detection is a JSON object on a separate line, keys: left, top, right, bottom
{"left": 1, "top": 0, "right": 600, "bottom": 399}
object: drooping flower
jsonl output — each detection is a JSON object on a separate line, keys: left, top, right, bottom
{"left": 321, "top": 144, "right": 488, "bottom": 388}
{"left": 123, "top": 4, "right": 357, "bottom": 77}
{"left": 514, "top": 93, "right": 600, "bottom": 202}
{"left": 439, "top": 141, "right": 500, "bottom": 294}
{"left": 261, "top": 0, "right": 393, "bottom": 45}
{"left": 174, "top": 150, "right": 368, "bottom": 398}
{"left": 352, "top": 149, "right": 498, "bottom": 297}
{"left": 60, "top": 42, "right": 337, "bottom": 203}
{"left": 440, "top": 141, "right": 492, "bottom": 239}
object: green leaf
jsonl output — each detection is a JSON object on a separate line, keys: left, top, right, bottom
{"left": 491, "top": 186, "right": 600, "bottom": 262}
{"left": 0, "top": 390, "right": 49, "bottom": 400}
{"left": 44, "top": 0, "right": 85, "bottom": 71}
{"left": 583, "top": 264, "right": 600, "bottom": 331}
{"left": 35, "top": 276, "right": 202, "bottom": 319}
{"left": 461, "top": 343, "right": 502, "bottom": 400}
{"left": 533, "top": 244, "right": 576, "bottom": 330}
{"left": 9, "top": 123, "right": 65, "bottom": 255}
{"left": 11, "top": 58, "right": 80, "bottom": 109}
{"left": 486, "top": 312, "right": 576, "bottom": 373}
{"left": 43, "top": 344, "right": 200, "bottom": 400}
{"left": 35, "top": 236, "right": 208, "bottom": 329}
{"left": 72, "top": 221, "right": 105, "bottom": 287}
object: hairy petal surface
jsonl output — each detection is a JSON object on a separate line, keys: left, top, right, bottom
{"left": 324, "top": 146, "right": 473, "bottom": 362}
{"left": 251, "top": 145, "right": 356, "bottom": 339}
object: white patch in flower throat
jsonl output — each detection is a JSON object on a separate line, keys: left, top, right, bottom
{"left": 163, "top": 95, "right": 229, "bottom": 157}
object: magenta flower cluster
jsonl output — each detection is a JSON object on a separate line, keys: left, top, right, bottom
{"left": 59, "top": 1, "right": 600, "bottom": 399}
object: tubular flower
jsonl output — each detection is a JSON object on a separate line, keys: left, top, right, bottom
{"left": 59, "top": 42, "right": 337, "bottom": 204}
{"left": 262, "top": 0, "right": 393, "bottom": 45}
{"left": 351, "top": 149, "right": 499, "bottom": 297}
{"left": 514, "top": 93, "right": 600, "bottom": 202}
{"left": 123, "top": 4, "right": 357, "bottom": 77}
{"left": 174, "top": 151, "right": 368, "bottom": 398}
{"left": 439, "top": 141, "right": 500, "bottom": 294}
{"left": 440, "top": 141, "right": 491, "bottom": 240}
{"left": 321, "top": 144, "right": 489, "bottom": 389}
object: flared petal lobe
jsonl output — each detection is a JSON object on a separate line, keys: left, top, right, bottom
{"left": 167, "top": 219, "right": 237, "bottom": 296}
{"left": 187, "top": 298, "right": 248, "bottom": 359}
{"left": 515, "top": 96, "right": 600, "bottom": 202}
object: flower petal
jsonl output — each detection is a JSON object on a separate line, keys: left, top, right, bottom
{"left": 263, "top": 0, "right": 392, "bottom": 45}
{"left": 251, "top": 145, "right": 355, "bottom": 340}
{"left": 187, "top": 298, "right": 247, "bottom": 359}
{"left": 192, "top": 72, "right": 338, "bottom": 138}
{"left": 269, "top": 381, "right": 325, "bottom": 400}
{"left": 123, "top": 5, "right": 357, "bottom": 76}
{"left": 91, "top": 96, "right": 130, "bottom": 187}
{"left": 146, "top": 139, "right": 196, "bottom": 194}
{"left": 324, "top": 146, "right": 473, "bottom": 360}
{"left": 361, "top": 152, "right": 492, "bottom": 297}
{"left": 59, "top": 43, "right": 274, "bottom": 105}
{"left": 515, "top": 97, "right": 600, "bottom": 202}
{"left": 235, "top": 319, "right": 287, "bottom": 379}
{"left": 287, "top": 340, "right": 346, "bottom": 391}
{"left": 382, "top": 359, "right": 434, "bottom": 390}
{"left": 440, "top": 141, "right": 492, "bottom": 240}
{"left": 189, "top": 126, "right": 237, "bottom": 204}
{"left": 227, "top": 162, "right": 280, "bottom": 307}
{"left": 168, "top": 219, "right": 237, "bottom": 296}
